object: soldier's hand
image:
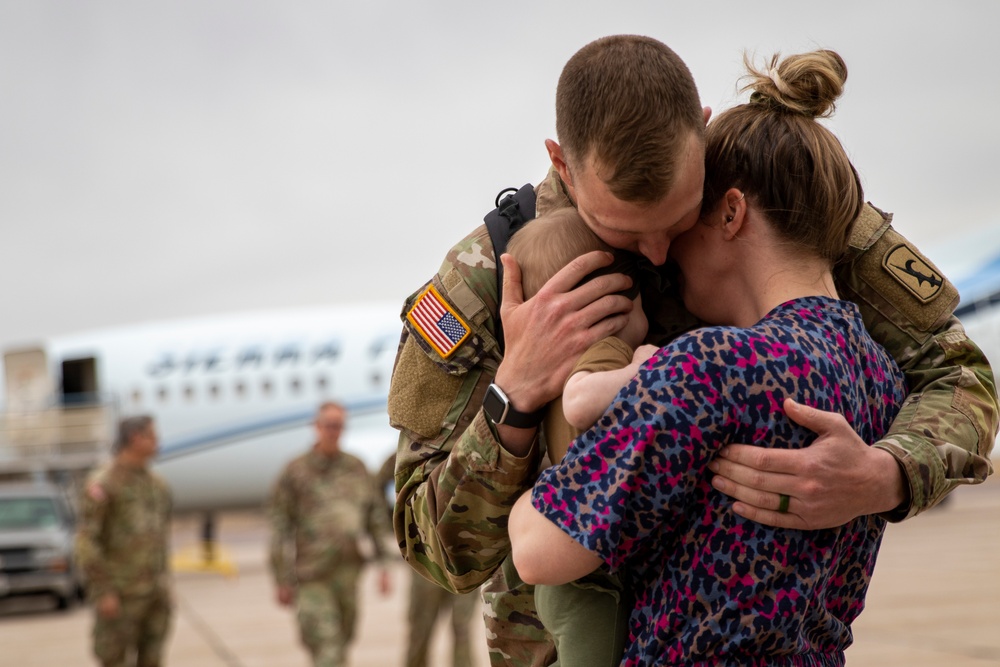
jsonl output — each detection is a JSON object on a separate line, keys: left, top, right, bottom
{"left": 96, "top": 592, "right": 120, "bottom": 619}
{"left": 494, "top": 251, "right": 633, "bottom": 413}
{"left": 708, "top": 398, "right": 908, "bottom": 530}
{"left": 276, "top": 585, "right": 295, "bottom": 607}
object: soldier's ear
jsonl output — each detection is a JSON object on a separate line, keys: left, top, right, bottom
{"left": 546, "top": 139, "right": 573, "bottom": 188}
{"left": 546, "top": 139, "right": 581, "bottom": 206}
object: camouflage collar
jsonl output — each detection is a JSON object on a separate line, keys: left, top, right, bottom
{"left": 535, "top": 166, "right": 573, "bottom": 217}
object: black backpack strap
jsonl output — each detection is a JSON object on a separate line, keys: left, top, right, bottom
{"left": 483, "top": 183, "right": 537, "bottom": 354}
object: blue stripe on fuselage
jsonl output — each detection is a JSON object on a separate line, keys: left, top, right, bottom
{"left": 155, "top": 397, "right": 388, "bottom": 461}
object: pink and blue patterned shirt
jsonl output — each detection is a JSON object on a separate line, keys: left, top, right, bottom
{"left": 532, "top": 296, "right": 907, "bottom": 666}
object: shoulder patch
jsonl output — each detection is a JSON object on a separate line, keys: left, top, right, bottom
{"left": 406, "top": 284, "right": 471, "bottom": 358}
{"left": 882, "top": 243, "right": 945, "bottom": 303}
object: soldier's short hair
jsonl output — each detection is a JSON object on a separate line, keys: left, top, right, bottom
{"left": 113, "top": 415, "right": 154, "bottom": 454}
{"left": 556, "top": 35, "right": 704, "bottom": 204}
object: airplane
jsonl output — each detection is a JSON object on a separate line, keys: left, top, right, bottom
{"left": 0, "top": 304, "right": 405, "bottom": 518}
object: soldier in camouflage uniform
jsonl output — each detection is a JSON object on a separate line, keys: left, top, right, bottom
{"left": 268, "top": 401, "right": 393, "bottom": 667}
{"left": 388, "top": 36, "right": 998, "bottom": 667}
{"left": 75, "top": 415, "right": 172, "bottom": 667}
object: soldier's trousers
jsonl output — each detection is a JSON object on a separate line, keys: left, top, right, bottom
{"left": 295, "top": 564, "right": 362, "bottom": 667}
{"left": 92, "top": 587, "right": 172, "bottom": 667}
{"left": 405, "top": 571, "right": 478, "bottom": 667}
{"left": 482, "top": 556, "right": 556, "bottom": 667}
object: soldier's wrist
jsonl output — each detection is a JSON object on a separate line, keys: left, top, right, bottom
{"left": 492, "top": 367, "right": 548, "bottom": 415}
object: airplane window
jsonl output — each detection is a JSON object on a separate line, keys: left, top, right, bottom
{"left": 289, "top": 378, "right": 301, "bottom": 394}
{"left": 234, "top": 380, "right": 246, "bottom": 398}
{"left": 131, "top": 388, "right": 142, "bottom": 405}
{"left": 316, "top": 376, "right": 328, "bottom": 392}
{"left": 209, "top": 383, "right": 220, "bottom": 400}
{"left": 184, "top": 385, "right": 195, "bottom": 401}
{"left": 157, "top": 386, "right": 169, "bottom": 403}
{"left": 261, "top": 379, "right": 273, "bottom": 397}
{"left": 370, "top": 371, "right": 382, "bottom": 386}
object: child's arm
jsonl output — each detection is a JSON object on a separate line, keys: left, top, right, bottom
{"left": 562, "top": 344, "right": 658, "bottom": 430}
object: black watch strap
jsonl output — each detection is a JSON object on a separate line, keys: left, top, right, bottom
{"left": 482, "top": 383, "right": 546, "bottom": 428}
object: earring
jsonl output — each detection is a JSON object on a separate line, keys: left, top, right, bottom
{"left": 725, "top": 215, "right": 734, "bottom": 223}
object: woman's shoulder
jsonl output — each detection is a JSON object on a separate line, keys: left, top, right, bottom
{"left": 664, "top": 324, "right": 752, "bottom": 357}
{"left": 646, "top": 326, "right": 754, "bottom": 384}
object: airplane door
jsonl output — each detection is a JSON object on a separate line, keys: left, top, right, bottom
{"left": 60, "top": 357, "right": 98, "bottom": 404}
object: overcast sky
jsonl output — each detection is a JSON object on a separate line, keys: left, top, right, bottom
{"left": 1, "top": 1, "right": 998, "bottom": 346}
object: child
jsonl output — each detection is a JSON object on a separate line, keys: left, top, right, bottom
{"left": 507, "top": 206, "right": 656, "bottom": 666}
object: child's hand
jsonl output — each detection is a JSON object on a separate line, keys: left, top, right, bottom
{"left": 632, "top": 344, "right": 659, "bottom": 366}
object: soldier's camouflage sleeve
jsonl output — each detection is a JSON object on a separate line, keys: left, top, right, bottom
{"left": 836, "top": 204, "right": 997, "bottom": 520}
{"left": 363, "top": 468, "right": 392, "bottom": 562}
{"left": 267, "top": 467, "right": 297, "bottom": 588}
{"left": 74, "top": 474, "right": 114, "bottom": 601}
{"left": 388, "top": 225, "right": 542, "bottom": 594}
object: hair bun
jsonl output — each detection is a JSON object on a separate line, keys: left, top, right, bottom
{"left": 743, "top": 49, "right": 847, "bottom": 118}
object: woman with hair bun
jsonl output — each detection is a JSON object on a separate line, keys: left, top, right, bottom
{"left": 510, "top": 50, "right": 907, "bottom": 666}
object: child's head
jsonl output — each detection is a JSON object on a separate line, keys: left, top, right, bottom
{"left": 507, "top": 207, "right": 648, "bottom": 348}
{"left": 507, "top": 208, "right": 606, "bottom": 299}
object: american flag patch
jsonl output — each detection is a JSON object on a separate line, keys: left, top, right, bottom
{"left": 406, "top": 285, "right": 471, "bottom": 358}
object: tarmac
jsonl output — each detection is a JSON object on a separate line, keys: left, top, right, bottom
{"left": 1, "top": 474, "right": 998, "bottom": 666}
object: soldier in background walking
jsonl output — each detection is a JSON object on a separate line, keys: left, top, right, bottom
{"left": 75, "top": 415, "right": 173, "bottom": 667}
{"left": 268, "top": 401, "right": 393, "bottom": 667}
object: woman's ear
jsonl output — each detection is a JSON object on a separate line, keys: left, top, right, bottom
{"left": 722, "top": 188, "right": 747, "bottom": 240}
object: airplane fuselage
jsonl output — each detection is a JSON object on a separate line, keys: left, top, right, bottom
{"left": 1, "top": 305, "right": 403, "bottom": 512}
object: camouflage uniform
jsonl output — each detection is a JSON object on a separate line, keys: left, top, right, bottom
{"left": 268, "top": 448, "right": 390, "bottom": 667}
{"left": 378, "top": 453, "right": 479, "bottom": 667}
{"left": 388, "top": 168, "right": 999, "bottom": 666}
{"left": 75, "top": 461, "right": 173, "bottom": 667}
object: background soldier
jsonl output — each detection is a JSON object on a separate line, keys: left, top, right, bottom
{"left": 268, "top": 401, "right": 393, "bottom": 667}
{"left": 75, "top": 415, "right": 173, "bottom": 667}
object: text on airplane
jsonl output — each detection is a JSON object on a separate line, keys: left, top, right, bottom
{"left": 146, "top": 340, "right": 344, "bottom": 378}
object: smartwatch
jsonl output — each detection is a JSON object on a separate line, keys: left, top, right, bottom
{"left": 482, "top": 383, "right": 546, "bottom": 428}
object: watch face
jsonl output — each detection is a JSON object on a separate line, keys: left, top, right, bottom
{"left": 483, "top": 385, "right": 508, "bottom": 424}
